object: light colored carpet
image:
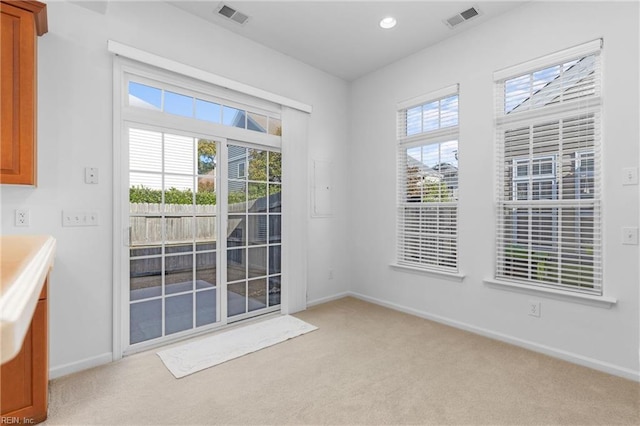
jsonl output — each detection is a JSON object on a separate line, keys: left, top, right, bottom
{"left": 157, "top": 315, "right": 317, "bottom": 378}
{"left": 45, "top": 297, "right": 639, "bottom": 425}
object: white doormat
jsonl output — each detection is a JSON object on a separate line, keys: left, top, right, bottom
{"left": 157, "top": 315, "right": 317, "bottom": 378}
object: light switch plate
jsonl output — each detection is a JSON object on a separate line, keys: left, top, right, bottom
{"left": 622, "top": 167, "right": 638, "bottom": 185}
{"left": 62, "top": 210, "right": 99, "bottom": 227}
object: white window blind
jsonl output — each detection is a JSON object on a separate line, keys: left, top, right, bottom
{"left": 397, "top": 85, "right": 459, "bottom": 272}
{"left": 494, "top": 40, "right": 602, "bottom": 295}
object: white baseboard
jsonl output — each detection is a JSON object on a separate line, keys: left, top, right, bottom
{"left": 347, "top": 291, "right": 640, "bottom": 382}
{"left": 48, "top": 292, "right": 639, "bottom": 383}
{"left": 307, "top": 291, "right": 350, "bottom": 308}
{"left": 49, "top": 352, "right": 113, "bottom": 380}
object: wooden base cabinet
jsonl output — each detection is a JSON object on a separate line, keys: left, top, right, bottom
{"left": 0, "top": 0, "right": 47, "bottom": 186}
{"left": 0, "top": 281, "right": 48, "bottom": 424}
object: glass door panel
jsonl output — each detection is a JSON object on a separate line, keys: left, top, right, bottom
{"left": 226, "top": 145, "right": 282, "bottom": 320}
{"left": 129, "top": 127, "right": 219, "bottom": 345}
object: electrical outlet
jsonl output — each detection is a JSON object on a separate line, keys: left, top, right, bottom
{"left": 15, "top": 209, "right": 30, "bottom": 227}
{"left": 528, "top": 301, "right": 541, "bottom": 318}
{"left": 62, "top": 210, "right": 99, "bottom": 227}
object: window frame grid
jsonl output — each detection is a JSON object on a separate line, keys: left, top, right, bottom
{"left": 396, "top": 85, "right": 460, "bottom": 273}
{"left": 494, "top": 40, "right": 603, "bottom": 296}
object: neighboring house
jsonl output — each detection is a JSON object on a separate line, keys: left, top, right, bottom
{"left": 503, "top": 58, "right": 596, "bottom": 262}
{"left": 228, "top": 144, "right": 247, "bottom": 180}
{"left": 406, "top": 155, "right": 458, "bottom": 200}
{"left": 227, "top": 112, "right": 268, "bottom": 180}
{"left": 509, "top": 56, "right": 596, "bottom": 113}
{"left": 232, "top": 109, "right": 268, "bottom": 133}
{"left": 432, "top": 162, "right": 459, "bottom": 190}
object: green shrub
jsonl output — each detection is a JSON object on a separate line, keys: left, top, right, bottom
{"left": 129, "top": 185, "right": 218, "bottom": 205}
{"left": 130, "top": 185, "right": 162, "bottom": 203}
{"left": 503, "top": 244, "right": 594, "bottom": 288}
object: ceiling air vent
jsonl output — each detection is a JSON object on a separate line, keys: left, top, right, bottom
{"left": 216, "top": 3, "right": 249, "bottom": 25}
{"left": 445, "top": 6, "right": 481, "bottom": 29}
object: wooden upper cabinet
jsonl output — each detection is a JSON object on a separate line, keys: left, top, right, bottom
{"left": 0, "top": 0, "right": 47, "bottom": 186}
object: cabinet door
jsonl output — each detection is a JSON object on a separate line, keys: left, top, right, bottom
{"left": 0, "top": 2, "right": 37, "bottom": 185}
{"left": 0, "top": 298, "right": 48, "bottom": 423}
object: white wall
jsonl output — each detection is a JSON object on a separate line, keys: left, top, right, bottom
{"left": 0, "top": 1, "right": 350, "bottom": 375}
{"left": 2, "top": 0, "right": 637, "bottom": 381}
{"left": 348, "top": 1, "right": 639, "bottom": 379}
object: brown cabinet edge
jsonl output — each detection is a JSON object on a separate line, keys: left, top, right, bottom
{"left": 1, "top": 0, "right": 48, "bottom": 35}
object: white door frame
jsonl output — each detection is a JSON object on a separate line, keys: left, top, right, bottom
{"left": 112, "top": 55, "right": 308, "bottom": 360}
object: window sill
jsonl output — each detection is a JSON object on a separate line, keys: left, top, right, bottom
{"left": 483, "top": 278, "right": 617, "bottom": 308}
{"left": 390, "top": 263, "right": 465, "bottom": 282}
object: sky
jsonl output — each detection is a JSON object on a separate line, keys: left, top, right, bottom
{"left": 128, "top": 81, "right": 257, "bottom": 128}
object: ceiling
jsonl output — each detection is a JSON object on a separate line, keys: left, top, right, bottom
{"left": 168, "top": 1, "right": 525, "bottom": 81}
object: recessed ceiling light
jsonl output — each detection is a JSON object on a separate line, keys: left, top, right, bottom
{"left": 379, "top": 16, "right": 397, "bottom": 29}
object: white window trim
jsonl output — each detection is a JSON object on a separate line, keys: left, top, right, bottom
{"left": 493, "top": 39, "right": 602, "bottom": 81}
{"left": 395, "top": 85, "right": 461, "bottom": 275}
{"left": 120, "top": 61, "right": 282, "bottom": 150}
{"left": 390, "top": 263, "right": 465, "bottom": 282}
{"left": 493, "top": 41, "right": 604, "bottom": 300}
{"left": 483, "top": 278, "right": 616, "bottom": 308}
{"left": 108, "top": 40, "right": 312, "bottom": 114}
{"left": 397, "top": 84, "right": 459, "bottom": 111}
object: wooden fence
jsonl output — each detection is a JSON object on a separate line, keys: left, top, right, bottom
{"left": 129, "top": 193, "right": 280, "bottom": 248}
{"left": 129, "top": 195, "right": 280, "bottom": 280}
{"left": 130, "top": 203, "right": 218, "bottom": 247}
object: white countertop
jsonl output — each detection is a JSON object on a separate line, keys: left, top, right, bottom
{"left": 0, "top": 235, "right": 56, "bottom": 364}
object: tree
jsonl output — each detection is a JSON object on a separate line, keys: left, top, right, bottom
{"left": 248, "top": 149, "right": 268, "bottom": 181}
{"left": 198, "top": 140, "right": 217, "bottom": 193}
{"left": 247, "top": 150, "right": 281, "bottom": 183}
{"left": 198, "top": 140, "right": 216, "bottom": 175}
{"left": 268, "top": 151, "right": 282, "bottom": 183}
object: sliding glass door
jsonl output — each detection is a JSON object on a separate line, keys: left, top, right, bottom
{"left": 127, "top": 127, "right": 281, "bottom": 346}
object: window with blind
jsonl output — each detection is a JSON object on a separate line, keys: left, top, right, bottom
{"left": 396, "top": 85, "right": 459, "bottom": 272}
{"left": 494, "top": 40, "right": 602, "bottom": 295}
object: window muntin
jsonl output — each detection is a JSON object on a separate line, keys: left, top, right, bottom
{"left": 495, "top": 43, "right": 602, "bottom": 295}
{"left": 504, "top": 56, "right": 595, "bottom": 114}
{"left": 406, "top": 95, "right": 459, "bottom": 136}
{"left": 397, "top": 87, "right": 459, "bottom": 273}
{"left": 127, "top": 79, "right": 281, "bottom": 136}
{"left": 405, "top": 141, "right": 458, "bottom": 202}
